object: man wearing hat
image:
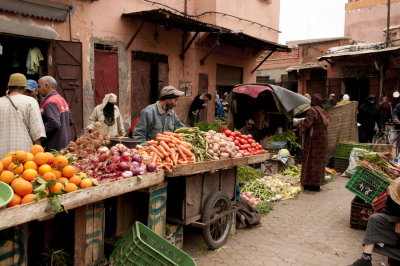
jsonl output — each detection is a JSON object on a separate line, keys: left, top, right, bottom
{"left": 0, "top": 73, "right": 46, "bottom": 157}
{"left": 352, "top": 178, "right": 400, "bottom": 266}
{"left": 25, "top": 79, "right": 41, "bottom": 102}
{"left": 358, "top": 95, "right": 382, "bottom": 143}
{"left": 326, "top": 93, "right": 336, "bottom": 106}
{"left": 132, "top": 86, "right": 185, "bottom": 145}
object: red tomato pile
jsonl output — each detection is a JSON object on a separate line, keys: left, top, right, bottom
{"left": 223, "top": 130, "right": 267, "bottom": 156}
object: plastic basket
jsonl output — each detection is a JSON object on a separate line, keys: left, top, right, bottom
{"left": 371, "top": 190, "right": 389, "bottom": 213}
{"left": 336, "top": 142, "right": 371, "bottom": 159}
{"left": 333, "top": 157, "right": 349, "bottom": 173}
{"left": 345, "top": 167, "right": 390, "bottom": 204}
{"left": 110, "top": 222, "right": 196, "bottom": 266}
{"left": 350, "top": 196, "right": 374, "bottom": 230}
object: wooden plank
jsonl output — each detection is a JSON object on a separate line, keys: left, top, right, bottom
{"left": 147, "top": 182, "right": 167, "bottom": 236}
{"left": 166, "top": 154, "right": 271, "bottom": 177}
{"left": 220, "top": 168, "right": 236, "bottom": 200}
{"left": 85, "top": 202, "right": 104, "bottom": 265}
{"left": 74, "top": 206, "right": 86, "bottom": 266}
{"left": 0, "top": 170, "right": 164, "bottom": 231}
{"left": 202, "top": 172, "right": 220, "bottom": 210}
{"left": 0, "top": 224, "right": 28, "bottom": 266}
{"left": 184, "top": 175, "right": 203, "bottom": 222}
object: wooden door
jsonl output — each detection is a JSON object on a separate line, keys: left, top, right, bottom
{"left": 131, "top": 60, "right": 151, "bottom": 120}
{"left": 94, "top": 49, "right": 119, "bottom": 105}
{"left": 54, "top": 40, "right": 83, "bottom": 140}
{"left": 198, "top": 73, "right": 209, "bottom": 122}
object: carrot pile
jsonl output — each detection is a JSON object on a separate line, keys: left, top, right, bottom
{"left": 138, "top": 132, "right": 196, "bottom": 171}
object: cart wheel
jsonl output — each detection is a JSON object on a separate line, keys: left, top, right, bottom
{"left": 201, "top": 191, "right": 233, "bottom": 249}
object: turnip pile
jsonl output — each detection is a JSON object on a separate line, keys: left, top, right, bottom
{"left": 205, "top": 130, "right": 243, "bottom": 160}
{"left": 240, "top": 192, "right": 261, "bottom": 206}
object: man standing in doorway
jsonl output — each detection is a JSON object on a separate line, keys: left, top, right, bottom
{"left": 188, "top": 93, "right": 212, "bottom": 126}
{"left": 133, "top": 86, "right": 185, "bottom": 145}
{"left": 38, "top": 76, "right": 73, "bottom": 151}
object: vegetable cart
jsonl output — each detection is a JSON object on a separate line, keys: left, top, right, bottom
{"left": 165, "top": 153, "right": 270, "bottom": 249}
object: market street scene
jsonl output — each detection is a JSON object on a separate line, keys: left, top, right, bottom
{"left": 0, "top": 0, "right": 399, "bottom": 265}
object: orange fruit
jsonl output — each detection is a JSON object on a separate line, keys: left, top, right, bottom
{"left": 42, "top": 172, "right": 56, "bottom": 182}
{"left": 0, "top": 170, "right": 14, "bottom": 184}
{"left": 7, "top": 194, "right": 21, "bottom": 207}
{"left": 80, "top": 178, "right": 93, "bottom": 189}
{"left": 52, "top": 169, "right": 62, "bottom": 179}
{"left": 24, "top": 161, "right": 38, "bottom": 170}
{"left": 58, "top": 177, "right": 68, "bottom": 185}
{"left": 45, "top": 152, "right": 54, "bottom": 165}
{"left": 29, "top": 145, "right": 44, "bottom": 155}
{"left": 1, "top": 156, "right": 13, "bottom": 170}
{"left": 38, "top": 164, "right": 52, "bottom": 175}
{"left": 62, "top": 165, "right": 75, "bottom": 178}
{"left": 11, "top": 150, "right": 27, "bottom": 163}
{"left": 49, "top": 182, "right": 64, "bottom": 193}
{"left": 21, "top": 194, "right": 36, "bottom": 204}
{"left": 23, "top": 152, "right": 35, "bottom": 163}
{"left": 8, "top": 162, "right": 24, "bottom": 174}
{"left": 64, "top": 183, "right": 78, "bottom": 193}
{"left": 68, "top": 175, "right": 81, "bottom": 186}
{"left": 34, "top": 152, "right": 48, "bottom": 166}
{"left": 21, "top": 169, "right": 38, "bottom": 182}
{"left": 11, "top": 177, "right": 33, "bottom": 197}
{"left": 53, "top": 156, "right": 68, "bottom": 168}
{"left": 0, "top": 161, "right": 3, "bottom": 173}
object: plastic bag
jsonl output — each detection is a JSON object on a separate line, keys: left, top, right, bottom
{"left": 343, "top": 148, "right": 369, "bottom": 176}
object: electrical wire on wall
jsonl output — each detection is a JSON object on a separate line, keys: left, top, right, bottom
{"left": 143, "top": 0, "right": 281, "bottom": 33}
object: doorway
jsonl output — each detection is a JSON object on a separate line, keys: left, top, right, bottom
{"left": 0, "top": 34, "right": 49, "bottom": 96}
{"left": 131, "top": 51, "right": 168, "bottom": 120}
{"left": 94, "top": 44, "right": 119, "bottom": 105}
{"left": 343, "top": 78, "right": 369, "bottom": 102}
{"left": 216, "top": 64, "right": 243, "bottom": 97}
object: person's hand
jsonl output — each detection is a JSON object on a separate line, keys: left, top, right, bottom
{"left": 87, "top": 124, "right": 94, "bottom": 130}
{"left": 395, "top": 223, "right": 400, "bottom": 234}
{"left": 394, "top": 119, "right": 400, "bottom": 124}
{"left": 293, "top": 118, "right": 304, "bottom": 127}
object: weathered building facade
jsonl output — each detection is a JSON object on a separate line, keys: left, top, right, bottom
{"left": 0, "top": 0, "right": 288, "bottom": 138}
{"left": 345, "top": 0, "right": 400, "bottom": 43}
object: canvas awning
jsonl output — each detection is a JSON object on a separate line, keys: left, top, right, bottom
{"left": 0, "top": 0, "right": 71, "bottom": 22}
{"left": 286, "top": 64, "right": 327, "bottom": 72}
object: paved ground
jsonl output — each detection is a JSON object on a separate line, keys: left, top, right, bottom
{"left": 183, "top": 176, "right": 387, "bottom": 265}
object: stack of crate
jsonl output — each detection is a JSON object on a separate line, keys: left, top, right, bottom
{"left": 334, "top": 142, "right": 371, "bottom": 173}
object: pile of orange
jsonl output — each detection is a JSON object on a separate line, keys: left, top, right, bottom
{"left": 0, "top": 145, "right": 97, "bottom": 208}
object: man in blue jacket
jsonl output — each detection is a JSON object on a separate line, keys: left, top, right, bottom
{"left": 133, "top": 86, "right": 185, "bottom": 145}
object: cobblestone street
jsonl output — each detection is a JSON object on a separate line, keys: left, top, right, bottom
{"left": 184, "top": 176, "right": 387, "bottom": 265}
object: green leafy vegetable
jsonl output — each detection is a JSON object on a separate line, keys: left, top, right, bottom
{"left": 268, "top": 131, "right": 301, "bottom": 154}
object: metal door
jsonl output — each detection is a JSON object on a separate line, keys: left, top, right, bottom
{"left": 94, "top": 49, "right": 119, "bottom": 105}
{"left": 54, "top": 40, "right": 83, "bottom": 140}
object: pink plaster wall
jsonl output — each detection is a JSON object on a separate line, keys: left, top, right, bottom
{"left": 345, "top": 1, "right": 400, "bottom": 42}
{"left": 0, "top": 0, "right": 279, "bottom": 125}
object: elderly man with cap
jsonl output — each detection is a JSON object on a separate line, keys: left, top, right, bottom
{"left": 25, "top": 79, "right": 39, "bottom": 100}
{"left": 132, "top": 86, "right": 185, "bottom": 145}
{"left": 38, "top": 75, "right": 73, "bottom": 151}
{"left": 351, "top": 178, "right": 400, "bottom": 266}
{"left": 87, "top": 93, "right": 126, "bottom": 137}
{"left": 0, "top": 73, "right": 46, "bottom": 157}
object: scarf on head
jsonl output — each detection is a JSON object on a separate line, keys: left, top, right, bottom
{"left": 101, "top": 93, "right": 117, "bottom": 126}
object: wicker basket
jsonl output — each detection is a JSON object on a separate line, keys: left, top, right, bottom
{"left": 350, "top": 196, "right": 374, "bottom": 230}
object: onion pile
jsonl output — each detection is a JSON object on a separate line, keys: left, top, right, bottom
{"left": 205, "top": 131, "right": 243, "bottom": 160}
{"left": 240, "top": 192, "right": 261, "bottom": 206}
{"left": 74, "top": 144, "right": 157, "bottom": 183}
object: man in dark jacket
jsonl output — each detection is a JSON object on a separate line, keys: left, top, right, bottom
{"left": 188, "top": 93, "right": 212, "bottom": 126}
{"left": 352, "top": 178, "right": 400, "bottom": 266}
{"left": 38, "top": 76, "right": 73, "bottom": 151}
{"left": 358, "top": 95, "right": 382, "bottom": 143}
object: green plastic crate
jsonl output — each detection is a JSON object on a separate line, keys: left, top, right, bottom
{"left": 110, "top": 222, "right": 196, "bottom": 266}
{"left": 336, "top": 142, "right": 371, "bottom": 159}
{"left": 345, "top": 167, "right": 390, "bottom": 204}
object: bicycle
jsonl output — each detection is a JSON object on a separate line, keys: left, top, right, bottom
{"left": 373, "top": 123, "right": 400, "bottom": 156}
